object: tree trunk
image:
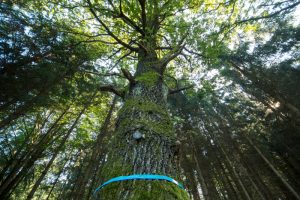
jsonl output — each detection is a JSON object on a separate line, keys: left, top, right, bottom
{"left": 0, "top": 107, "right": 69, "bottom": 198}
{"left": 202, "top": 123, "right": 241, "bottom": 200}
{"left": 218, "top": 144, "right": 251, "bottom": 200}
{"left": 180, "top": 144, "right": 201, "bottom": 200}
{"left": 26, "top": 102, "right": 89, "bottom": 199}
{"left": 245, "top": 136, "right": 300, "bottom": 200}
{"left": 46, "top": 158, "right": 70, "bottom": 200}
{"left": 96, "top": 52, "right": 189, "bottom": 199}
{"left": 86, "top": 153, "right": 107, "bottom": 199}
{"left": 0, "top": 107, "right": 69, "bottom": 184}
{"left": 229, "top": 60, "right": 300, "bottom": 118}
{"left": 73, "top": 96, "right": 117, "bottom": 199}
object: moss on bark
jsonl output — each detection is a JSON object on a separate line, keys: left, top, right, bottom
{"left": 97, "top": 54, "right": 190, "bottom": 200}
{"left": 118, "top": 98, "right": 174, "bottom": 137}
{"left": 136, "top": 71, "right": 160, "bottom": 87}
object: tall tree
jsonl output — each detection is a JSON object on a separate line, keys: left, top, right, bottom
{"left": 1, "top": 0, "right": 300, "bottom": 199}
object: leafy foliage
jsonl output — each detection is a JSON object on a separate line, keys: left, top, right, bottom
{"left": 0, "top": 0, "right": 299, "bottom": 199}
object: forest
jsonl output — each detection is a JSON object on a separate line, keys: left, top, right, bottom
{"left": 0, "top": 0, "right": 300, "bottom": 199}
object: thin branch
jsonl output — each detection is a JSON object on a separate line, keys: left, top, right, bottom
{"left": 158, "top": 34, "right": 172, "bottom": 47}
{"left": 99, "top": 85, "right": 125, "bottom": 98}
{"left": 159, "top": 32, "right": 188, "bottom": 70}
{"left": 109, "top": 50, "right": 133, "bottom": 70}
{"left": 183, "top": 47, "right": 206, "bottom": 58}
{"left": 236, "top": 1, "right": 300, "bottom": 24}
{"left": 138, "top": 0, "right": 147, "bottom": 33}
{"left": 259, "top": 0, "right": 291, "bottom": 8}
{"left": 156, "top": 46, "right": 172, "bottom": 50}
{"left": 115, "top": 0, "right": 145, "bottom": 36}
{"left": 159, "top": 45, "right": 185, "bottom": 71}
{"left": 80, "top": 70, "right": 125, "bottom": 78}
{"left": 169, "top": 85, "right": 194, "bottom": 95}
{"left": 86, "top": 0, "right": 139, "bottom": 52}
{"left": 108, "top": 47, "right": 124, "bottom": 59}
{"left": 79, "top": 39, "right": 118, "bottom": 45}
{"left": 61, "top": 30, "right": 108, "bottom": 38}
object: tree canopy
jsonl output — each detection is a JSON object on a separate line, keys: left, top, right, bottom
{"left": 0, "top": 0, "right": 300, "bottom": 199}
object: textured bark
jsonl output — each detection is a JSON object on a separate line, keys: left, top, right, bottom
{"left": 95, "top": 52, "right": 189, "bottom": 199}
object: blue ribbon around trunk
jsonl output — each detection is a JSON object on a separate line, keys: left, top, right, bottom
{"left": 93, "top": 174, "right": 184, "bottom": 196}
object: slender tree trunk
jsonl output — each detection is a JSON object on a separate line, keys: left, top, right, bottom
{"left": 58, "top": 151, "right": 83, "bottom": 199}
{"left": 229, "top": 60, "right": 300, "bottom": 118}
{"left": 0, "top": 107, "right": 68, "bottom": 193}
{"left": 215, "top": 152, "right": 239, "bottom": 200}
{"left": 0, "top": 110, "right": 53, "bottom": 182}
{"left": 26, "top": 102, "right": 89, "bottom": 199}
{"left": 96, "top": 52, "right": 189, "bottom": 199}
{"left": 245, "top": 136, "right": 300, "bottom": 200}
{"left": 218, "top": 144, "right": 251, "bottom": 200}
{"left": 0, "top": 107, "right": 70, "bottom": 198}
{"left": 26, "top": 140, "right": 64, "bottom": 200}
{"left": 180, "top": 145, "right": 201, "bottom": 200}
{"left": 46, "top": 158, "right": 70, "bottom": 200}
{"left": 72, "top": 96, "right": 117, "bottom": 199}
{"left": 227, "top": 137, "right": 272, "bottom": 200}
{"left": 192, "top": 135, "right": 220, "bottom": 200}
{"left": 86, "top": 153, "right": 107, "bottom": 200}
{"left": 193, "top": 152, "right": 209, "bottom": 200}
{"left": 203, "top": 125, "right": 240, "bottom": 200}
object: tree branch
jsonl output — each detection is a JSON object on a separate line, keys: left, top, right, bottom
{"left": 159, "top": 44, "right": 185, "bottom": 71}
{"left": 169, "top": 85, "right": 194, "bottom": 95}
{"left": 80, "top": 70, "right": 125, "bottom": 78}
{"left": 121, "top": 68, "right": 136, "bottom": 85}
{"left": 183, "top": 47, "right": 206, "bottom": 58}
{"left": 159, "top": 32, "right": 187, "bottom": 70}
{"left": 236, "top": 1, "right": 300, "bottom": 24}
{"left": 156, "top": 46, "right": 172, "bottom": 50}
{"left": 86, "top": 0, "right": 139, "bottom": 52}
{"left": 138, "top": 0, "right": 147, "bottom": 33}
{"left": 116, "top": 0, "right": 145, "bottom": 36}
{"left": 109, "top": 50, "right": 133, "bottom": 71}
{"left": 99, "top": 85, "right": 125, "bottom": 98}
